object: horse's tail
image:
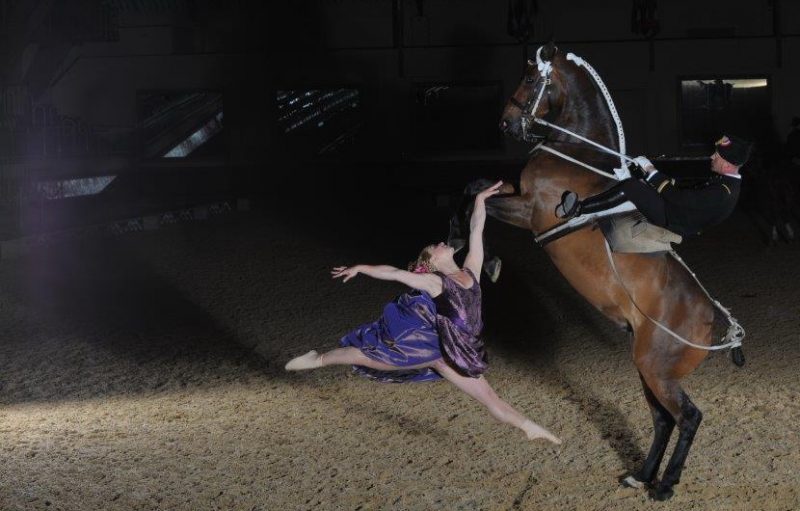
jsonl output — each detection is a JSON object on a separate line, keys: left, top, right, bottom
{"left": 670, "top": 249, "right": 746, "bottom": 368}
{"left": 726, "top": 319, "right": 746, "bottom": 367}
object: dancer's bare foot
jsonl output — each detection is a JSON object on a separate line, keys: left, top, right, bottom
{"left": 285, "top": 350, "right": 322, "bottom": 371}
{"left": 522, "top": 420, "right": 562, "bottom": 445}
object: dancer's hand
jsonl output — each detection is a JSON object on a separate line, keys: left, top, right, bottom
{"left": 332, "top": 265, "right": 360, "bottom": 282}
{"left": 464, "top": 180, "right": 502, "bottom": 279}
{"left": 475, "top": 180, "right": 504, "bottom": 204}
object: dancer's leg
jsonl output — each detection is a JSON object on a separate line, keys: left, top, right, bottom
{"left": 433, "top": 361, "right": 561, "bottom": 444}
{"left": 286, "top": 347, "right": 438, "bottom": 372}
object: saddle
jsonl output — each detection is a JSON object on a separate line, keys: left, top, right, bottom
{"left": 599, "top": 212, "right": 682, "bottom": 253}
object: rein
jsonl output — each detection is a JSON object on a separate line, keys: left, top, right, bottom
{"left": 514, "top": 48, "right": 633, "bottom": 181}
{"left": 520, "top": 49, "right": 635, "bottom": 243}
{"left": 604, "top": 239, "right": 745, "bottom": 352}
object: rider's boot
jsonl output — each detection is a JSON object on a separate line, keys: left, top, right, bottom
{"left": 555, "top": 184, "right": 627, "bottom": 219}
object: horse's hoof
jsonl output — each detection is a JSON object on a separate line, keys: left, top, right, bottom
{"left": 651, "top": 485, "right": 674, "bottom": 501}
{"left": 498, "top": 182, "right": 516, "bottom": 194}
{"left": 484, "top": 257, "right": 502, "bottom": 283}
{"left": 621, "top": 475, "right": 646, "bottom": 489}
{"left": 784, "top": 222, "right": 795, "bottom": 241}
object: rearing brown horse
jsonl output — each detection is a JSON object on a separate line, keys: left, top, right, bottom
{"left": 458, "top": 43, "right": 742, "bottom": 501}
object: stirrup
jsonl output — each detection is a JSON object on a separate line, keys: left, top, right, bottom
{"left": 555, "top": 191, "right": 579, "bottom": 219}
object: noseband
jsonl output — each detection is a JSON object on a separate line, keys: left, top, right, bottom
{"left": 509, "top": 47, "right": 554, "bottom": 141}
{"left": 509, "top": 48, "right": 634, "bottom": 182}
{"left": 512, "top": 78, "right": 551, "bottom": 141}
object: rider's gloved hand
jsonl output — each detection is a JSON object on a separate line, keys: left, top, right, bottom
{"left": 633, "top": 156, "right": 656, "bottom": 174}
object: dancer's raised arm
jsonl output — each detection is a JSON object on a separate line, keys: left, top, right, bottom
{"left": 463, "top": 180, "right": 503, "bottom": 279}
{"left": 332, "top": 265, "right": 441, "bottom": 296}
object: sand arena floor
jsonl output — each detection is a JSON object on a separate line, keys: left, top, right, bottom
{"left": 1, "top": 192, "right": 798, "bottom": 510}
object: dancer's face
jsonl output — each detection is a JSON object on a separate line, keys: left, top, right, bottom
{"left": 427, "top": 242, "right": 455, "bottom": 267}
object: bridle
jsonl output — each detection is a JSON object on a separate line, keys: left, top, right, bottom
{"left": 508, "top": 47, "right": 553, "bottom": 143}
{"left": 508, "top": 46, "right": 635, "bottom": 182}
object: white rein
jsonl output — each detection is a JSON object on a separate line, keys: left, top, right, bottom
{"left": 527, "top": 48, "right": 632, "bottom": 181}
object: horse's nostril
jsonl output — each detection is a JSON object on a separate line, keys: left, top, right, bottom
{"left": 499, "top": 119, "right": 509, "bottom": 132}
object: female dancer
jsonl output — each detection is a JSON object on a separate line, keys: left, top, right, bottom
{"left": 286, "top": 181, "right": 560, "bottom": 444}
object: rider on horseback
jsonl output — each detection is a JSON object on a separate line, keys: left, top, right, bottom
{"left": 555, "top": 134, "right": 752, "bottom": 237}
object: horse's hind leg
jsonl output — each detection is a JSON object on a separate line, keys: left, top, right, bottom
{"left": 656, "top": 391, "right": 703, "bottom": 500}
{"left": 623, "top": 373, "right": 676, "bottom": 489}
{"left": 642, "top": 376, "right": 703, "bottom": 501}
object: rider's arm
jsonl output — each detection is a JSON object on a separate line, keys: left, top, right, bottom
{"left": 646, "top": 171, "right": 676, "bottom": 193}
{"left": 632, "top": 155, "right": 668, "bottom": 188}
{"left": 657, "top": 179, "right": 736, "bottom": 208}
{"left": 641, "top": 154, "right": 738, "bottom": 205}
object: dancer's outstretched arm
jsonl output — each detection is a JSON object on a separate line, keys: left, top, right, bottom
{"left": 332, "top": 265, "right": 442, "bottom": 296}
{"left": 464, "top": 181, "right": 503, "bottom": 280}
{"left": 287, "top": 265, "right": 441, "bottom": 372}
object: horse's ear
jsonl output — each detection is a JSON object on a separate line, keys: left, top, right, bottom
{"left": 541, "top": 39, "right": 557, "bottom": 60}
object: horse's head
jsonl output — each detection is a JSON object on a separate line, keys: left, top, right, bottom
{"left": 499, "top": 42, "right": 567, "bottom": 142}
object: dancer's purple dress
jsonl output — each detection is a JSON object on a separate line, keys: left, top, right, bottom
{"left": 339, "top": 290, "right": 443, "bottom": 382}
{"left": 433, "top": 268, "right": 488, "bottom": 378}
{"left": 340, "top": 268, "right": 488, "bottom": 382}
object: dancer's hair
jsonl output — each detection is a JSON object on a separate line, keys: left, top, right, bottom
{"left": 408, "top": 246, "right": 435, "bottom": 273}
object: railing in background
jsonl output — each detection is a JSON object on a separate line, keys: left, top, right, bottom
{"left": 1, "top": 84, "right": 134, "bottom": 238}
{"left": 1, "top": 88, "right": 131, "bottom": 164}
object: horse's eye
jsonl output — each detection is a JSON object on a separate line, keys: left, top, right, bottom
{"left": 525, "top": 76, "right": 535, "bottom": 84}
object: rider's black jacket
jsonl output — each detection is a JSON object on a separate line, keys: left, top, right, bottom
{"left": 645, "top": 171, "right": 741, "bottom": 237}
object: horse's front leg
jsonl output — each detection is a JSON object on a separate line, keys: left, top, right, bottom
{"left": 447, "top": 180, "right": 532, "bottom": 282}
{"left": 448, "top": 181, "right": 531, "bottom": 244}
{"left": 448, "top": 179, "right": 504, "bottom": 251}
{"left": 485, "top": 192, "right": 533, "bottom": 230}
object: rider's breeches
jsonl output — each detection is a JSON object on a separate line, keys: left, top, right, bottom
{"left": 585, "top": 178, "right": 667, "bottom": 227}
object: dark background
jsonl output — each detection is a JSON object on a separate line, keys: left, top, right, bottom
{"left": 0, "top": 0, "right": 797, "bottom": 241}
{"left": 1, "top": 5, "right": 798, "bottom": 509}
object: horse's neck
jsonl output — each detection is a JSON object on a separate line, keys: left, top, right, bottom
{"left": 529, "top": 93, "right": 620, "bottom": 185}
{"left": 549, "top": 78, "right": 623, "bottom": 169}
{"left": 552, "top": 90, "right": 619, "bottom": 158}
{"left": 525, "top": 93, "right": 621, "bottom": 234}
